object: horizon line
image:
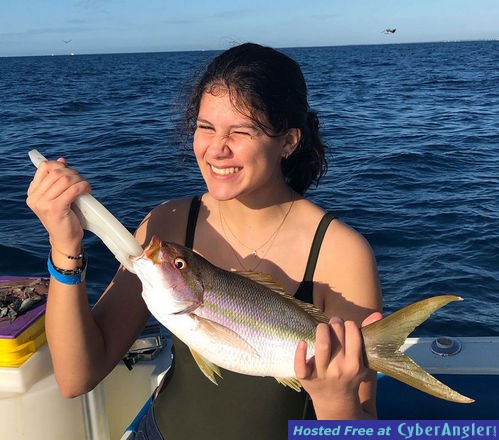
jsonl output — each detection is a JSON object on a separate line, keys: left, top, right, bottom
{"left": 1, "top": 38, "right": 497, "bottom": 59}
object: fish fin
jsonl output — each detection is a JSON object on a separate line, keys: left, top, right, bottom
{"left": 362, "top": 295, "right": 474, "bottom": 404}
{"left": 172, "top": 301, "right": 201, "bottom": 315}
{"left": 189, "top": 348, "right": 222, "bottom": 385}
{"left": 288, "top": 299, "right": 330, "bottom": 324}
{"left": 235, "top": 271, "right": 329, "bottom": 324}
{"left": 275, "top": 377, "right": 302, "bottom": 392}
{"left": 235, "top": 271, "right": 287, "bottom": 295}
{"left": 191, "top": 314, "right": 259, "bottom": 356}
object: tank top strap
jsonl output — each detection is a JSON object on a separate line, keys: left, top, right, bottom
{"left": 185, "top": 195, "right": 202, "bottom": 249}
{"left": 302, "top": 212, "right": 336, "bottom": 282}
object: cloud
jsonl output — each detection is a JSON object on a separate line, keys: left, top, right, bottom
{"left": 161, "top": 8, "right": 255, "bottom": 26}
{"left": 0, "top": 25, "right": 91, "bottom": 38}
{"left": 161, "top": 18, "right": 197, "bottom": 26}
{"left": 309, "top": 13, "right": 338, "bottom": 21}
{"left": 75, "top": 0, "right": 112, "bottom": 8}
{"left": 213, "top": 8, "right": 254, "bottom": 19}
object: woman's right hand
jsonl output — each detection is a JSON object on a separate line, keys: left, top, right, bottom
{"left": 26, "top": 157, "right": 91, "bottom": 256}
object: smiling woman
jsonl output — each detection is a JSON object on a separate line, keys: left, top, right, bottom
{"left": 185, "top": 43, "right": 328, "bottom": 198}
{"left": 26, "top": 42, "right": 382, "bottom": 440}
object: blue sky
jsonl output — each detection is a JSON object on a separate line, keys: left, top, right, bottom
{"left": 1, "top": 0, "right": 498, "bottom": 57}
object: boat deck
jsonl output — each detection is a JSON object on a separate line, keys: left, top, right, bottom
{"left": 377, "top": 336, "right": 499, "bottom": 419}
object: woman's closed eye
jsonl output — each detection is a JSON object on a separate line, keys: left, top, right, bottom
{"left": 230, "top": 129, "right": 252, "bottom": 137}
{"left": 196, "top": 123, "right": 214, "bottom": 131}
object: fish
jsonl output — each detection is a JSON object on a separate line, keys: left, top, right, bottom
{"left": 132, "top": 236, "right": 474, "bottom": 404}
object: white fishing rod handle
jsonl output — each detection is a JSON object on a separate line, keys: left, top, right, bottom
{"left": 28, "top": 149, "right": 143, "bottom": 273}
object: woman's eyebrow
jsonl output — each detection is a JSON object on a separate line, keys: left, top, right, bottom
{"left": 196, "top": 118, "right": 259, "bottom": 131}
{"left": 196, "top": 117, "right": 213, "bottom": 125}
{"left": 231, "top": 123, "right": 259, "bottom": 131}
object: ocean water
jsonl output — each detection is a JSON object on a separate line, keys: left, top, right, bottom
{"left": 1, "top": 41, "right": 497, "bottom": 336}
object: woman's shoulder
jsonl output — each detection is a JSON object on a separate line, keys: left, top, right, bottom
{"left": 293, "top": 200, "right": 368, "bottom": 252}
{"left": 310, "top": 214, "right": 377, "bottom": 284}
{"left": 314, "top": 217, "right": 382, "bottom": 321}
{"left": 151, "top": 196, "right": 198, "bottom": 217}
{"left": 135, "top": 195, "right": 202, "bottom": 246}
{"left": 326, "top": 218, "right": 372, "bottom": 254}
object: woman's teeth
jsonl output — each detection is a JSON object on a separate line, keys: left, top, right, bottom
{"left": 211, "top": 165, "right": 241, "bottom": 175}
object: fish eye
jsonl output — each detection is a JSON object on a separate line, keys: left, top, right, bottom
{"left": 174, "top": 258, "right": 187, "bottom": 270}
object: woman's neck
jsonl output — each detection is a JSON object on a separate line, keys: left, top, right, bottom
{"left": 213, "top": 186, "right": 298, "bottom": 265}
{"left": 216, "top": 184, "right": 296, "bottom": 223}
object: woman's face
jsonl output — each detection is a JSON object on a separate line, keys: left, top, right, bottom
{"left": 193, "top": 90, "right": 289, "bottom": 201}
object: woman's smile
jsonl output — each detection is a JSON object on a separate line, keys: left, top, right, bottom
{"left": 209, "top": 164, "right": 242, "bottom": 176}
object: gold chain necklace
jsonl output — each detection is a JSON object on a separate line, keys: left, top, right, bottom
{"left": 219, "top": 198, "right": 295, "bottom": 271}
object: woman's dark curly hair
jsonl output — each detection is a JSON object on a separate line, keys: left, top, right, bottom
{"left": 186, "top": 42, "right": 327, "bottom": 195}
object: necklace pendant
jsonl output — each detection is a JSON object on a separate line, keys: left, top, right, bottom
{"left": 252, "top": 250, "right": 258, "bottom": 257}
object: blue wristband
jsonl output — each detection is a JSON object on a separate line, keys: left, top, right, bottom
{"left": 47, "top": 252, "right": 87, "bottom": 285}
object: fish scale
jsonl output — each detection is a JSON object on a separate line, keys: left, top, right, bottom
{"left": 201, "top": 270, "right": 319, "bottom": 342}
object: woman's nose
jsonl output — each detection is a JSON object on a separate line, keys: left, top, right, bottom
{"left": 210, "top": 134, "right": 232, "bottom": 157}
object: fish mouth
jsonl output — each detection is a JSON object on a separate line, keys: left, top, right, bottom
{"left": 210, "top": 164, "right": 241, "bottom": 176}
{"left": 143, "top": 236, "right": 162, "bottom": 264}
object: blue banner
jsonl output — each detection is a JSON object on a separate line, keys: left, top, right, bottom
{"left": 289, "top": 420, "right": 498, "bottom": 440}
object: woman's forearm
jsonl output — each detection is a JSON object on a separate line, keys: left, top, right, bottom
{"left": 45, "top": 278, "right": 109, "bottom": 397}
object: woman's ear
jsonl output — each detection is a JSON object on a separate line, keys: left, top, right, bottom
{"left": 281, "top": 128, "right": 301, "bottom": 159}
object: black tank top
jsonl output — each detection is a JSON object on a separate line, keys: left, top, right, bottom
{"left": 153, "top": 196, "right": 336, "bottom": 439}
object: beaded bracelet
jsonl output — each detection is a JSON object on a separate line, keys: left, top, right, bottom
{"left": 47, "top": 250, "right": 87, "bottom": 285}
{"left": 49, "top": 239, "right": 84, "bottom": 260}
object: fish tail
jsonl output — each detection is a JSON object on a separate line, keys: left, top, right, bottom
{"left": 362, "top": 295, "right": 474, "bottom": 403}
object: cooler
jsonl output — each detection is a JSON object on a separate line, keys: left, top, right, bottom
{"left": 0, "top": 276, "right": 49, "bottom": 393}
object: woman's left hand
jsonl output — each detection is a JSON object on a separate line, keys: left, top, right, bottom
{"left": 294, "top": 312, "right": 382, "bottom": 418}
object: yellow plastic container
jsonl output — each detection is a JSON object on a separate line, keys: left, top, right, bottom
{"left": 0, "top": 315, "right": 46, "bottom": 367}
{"left": 0, "top": 276, "right": 48, "bottom": 367}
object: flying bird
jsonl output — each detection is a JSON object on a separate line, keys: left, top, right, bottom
{"left": 63, "top": 39, "right": 72, "bottom": 44}
{"left": 383, "top": 29, "right": 396, "bottom": 34}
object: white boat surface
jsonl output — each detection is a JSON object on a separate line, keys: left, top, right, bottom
{"left": 0, "top": 319, "right": 171, "bottom": 440}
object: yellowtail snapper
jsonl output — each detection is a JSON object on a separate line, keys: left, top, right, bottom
{"left": 132, "top": 236, "right": 473, "bottom": 404}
